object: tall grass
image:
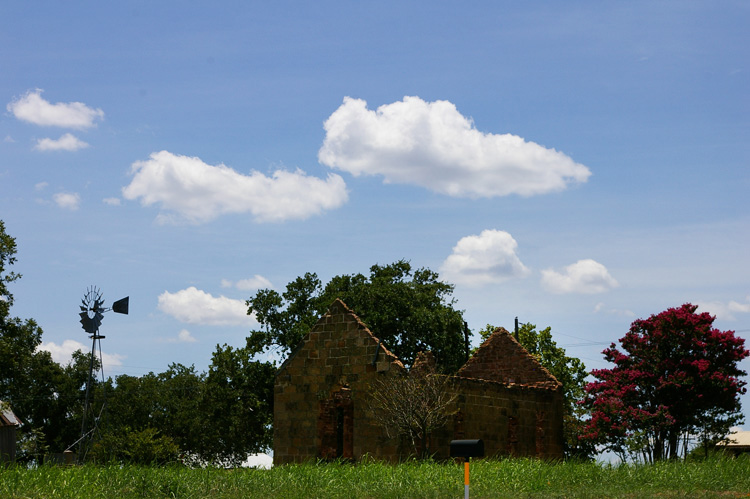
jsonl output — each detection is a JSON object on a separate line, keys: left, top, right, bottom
{"left": 1, "top": 457, "right": 749, "bottom": 498}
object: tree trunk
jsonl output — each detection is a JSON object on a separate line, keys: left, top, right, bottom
{"left": 668, "top": 432, "right": 679, "bottom": 460}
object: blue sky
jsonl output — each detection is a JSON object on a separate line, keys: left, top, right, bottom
{"left": 1, "top": 1, "right": 749, "bottom": 421}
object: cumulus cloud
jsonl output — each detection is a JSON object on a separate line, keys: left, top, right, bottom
{"left": 102, "top": 197, "right": 121, "bottom": 206}
{"left": 177, "top": 329, "right": 198, "bottom": 342}
{"left": 122, "top": 151, "right": 348, "bottom": 224}
{"left": 319, "top": 96, "right": 591, "bottom": 198}
{"left": 158, "top": 287, "right": 256, "bottom": 326}
{"left": 38, "top": 339, "right": 125, "bottom": 367}
{"left": 594, "top": 302, "right": 635, "bottom": 317}
{"left": 156, "top": 329, "right": 198, "bottom": 344}
{"left": 440, "top": 229, "right": 530, "bottom": 286}
{"left": 542, "top": 259, "right": 619, "bottom": 294}
{"left": 53, "top": 192, "right": 80, "bottom": 210}
{"left": 7, "top": 89, "right": 104, "bottom": 129}
{"left": 34, "top": 133, "right": 89, "bottom": 152}
{"left": 697, "top": 297, "right": 750, "bottom": 321}
{"left": 222, "top": 275, "right": 273, "bottom": 291}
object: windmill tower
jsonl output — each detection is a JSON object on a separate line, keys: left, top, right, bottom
{"left": 75, "top": 286, "right": 128, "bottom": 462}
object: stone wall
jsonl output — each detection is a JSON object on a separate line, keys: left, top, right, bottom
{"left": 274, "top": 301, "right": 565, "bottom": 464}
{"left": 444, "top": 328, "right": 564, "bottom": 459}
{"left": 274, "top": 299, "right": 404, "bottom": 465}
{"left": 435, "top": 377, "right": 564, "bottom": 459}
{"left": 457, "top": 327, "right": 560, "bottom": 389}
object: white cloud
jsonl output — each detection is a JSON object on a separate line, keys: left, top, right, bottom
{"left": 4, "top": 135, "right": 15, "bottom": 143}
{"left": 35, "top": 182, "right": 48, "bottom": 191}
{"left": 440, "top": 229, "right": 530, "bottom": 286}
{"left": 697, "top": 297, "right": 750, "bottom": 321}
{"left": 222, "top": 275, "right": 273, "bottom": 291}
{"left": 34, "top": 133, "right": 90, "bottom": 152}
{"left": 158, "top": 286, "right": 256, "bottom": 326}
{"left": 178, "top": 329, "right": 198, "bottom": 342}
{"left": 38, "top": 339, "right": 125, "bottom": 367}
{"left": 103, "top": 197, "right": 121, "bottom": 206}
{"left": 542, "top": 259, "right": 619, "bottom": 294}
{"left": 7, "top": 89, "right": 104, "bottom": 129}
{"left": 122, "top": 150, "right": 349, "bottom": 224}
{"left": 318, "top": 96, "right": 591, "bottom": 198}
{"left": 594, "top": 302, "right": 635, "bottom": 317}
{"left": 156, "top": 329, "right": 199, "bottom": 344}
{"left": 53, "top": 192, "right": 80, "bottom": 210}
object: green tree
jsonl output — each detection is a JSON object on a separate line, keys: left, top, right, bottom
{"left": 45, "top": 350, "right": 94, "bottom": 456}
{"left": 247, "top": 260, "right": 466, "bottom": 372}
{"left": 0, "top": 220, "right": 88, "bottom": 462}
{"left": 152, "top": 364, "right": 206, "bottom": 456}
{"left": 0, "top": 220, "right": 273, "bottom": 464}
{"left": 97, "top": 364, "right": 205, "bottom": 464}
{"left": 97, "top": 350, "right": 273, "bottom": 466}
{"left": 202, "top": 344, "right": 275, "bottom": 466}
{"left": 479, "top": 322, "right": 592, "bottom": 459}
{"left": 581, "top": 304, "right": 748, "bottom": 462}
{"left": 89, "top": 427, "right": 180, "bottom": 465}
{"left": 0, "top": 220, "right": 20, "bottom": 318}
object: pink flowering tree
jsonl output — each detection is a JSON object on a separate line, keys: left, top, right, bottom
{"left": 581, "top": 303, "right": 749, "bottom": 462}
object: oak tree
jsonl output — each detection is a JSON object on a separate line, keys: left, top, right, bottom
{"left": 0, "top": 220, "right": 89, "bottom": 462}
{"left": 246, "top": 260, "right": 467, "bottom": 372}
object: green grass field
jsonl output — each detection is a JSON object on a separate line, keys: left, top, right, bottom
{"left": 2, "top": 457, "right": 750, "bottom": 498}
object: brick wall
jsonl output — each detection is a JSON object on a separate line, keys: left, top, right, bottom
{"left": 457, "top": 327, "right": 560, "bottom": 389}
{"left": 274, "top": 299, "right": 404, "bottom": 465}
{"left": 446, "top": 328, "right": 564, "bottom": 459}
{"left": 274, "top": 301, "right": 565, "bottom": 463}
{"left": 437, "top": 377, "right": 564, "bottom": 459}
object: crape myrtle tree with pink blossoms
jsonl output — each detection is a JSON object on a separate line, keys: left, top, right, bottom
{"left": 581, "top": 303, "right": 749, "bottom": 462}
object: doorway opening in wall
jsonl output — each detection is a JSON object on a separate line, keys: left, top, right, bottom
{"left": 318, "top": 386, "right": 353, "bottom": 460}
{"left": 335, "top": 406, "right": 345, "bottom": 458}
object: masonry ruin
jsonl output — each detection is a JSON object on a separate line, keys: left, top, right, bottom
{"left": 273, "top": 299, "right": 564, "bottom": 464}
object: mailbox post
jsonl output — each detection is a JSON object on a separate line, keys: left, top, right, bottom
{"left": 450, "top": 439, "right": 484, "bottom": 499}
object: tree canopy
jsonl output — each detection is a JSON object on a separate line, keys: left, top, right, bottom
{"left": 246, "top": 260, "right": 467, "bottom": 372}
{"left": 581, "top": 303, "right": 749, "bottom": 462}
{"left": 0, "top": 220, "right": 92, "bottom": 462}
{"left": 1, "top": 219, "right": 274, "bottom": 465}
{"left": 92, "top": 346, "right": 274, "bottom": 466}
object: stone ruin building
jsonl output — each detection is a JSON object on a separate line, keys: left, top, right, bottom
{"left": 273, "top": 299, "right": 564, "bottom": 464}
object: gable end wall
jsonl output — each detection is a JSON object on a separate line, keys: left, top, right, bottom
{"left": 274, "top": 300, "right": 404, "bottom": 465}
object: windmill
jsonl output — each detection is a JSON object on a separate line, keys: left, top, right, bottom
{"left": 75, "top": 286, "right": 128, "bottom": 461}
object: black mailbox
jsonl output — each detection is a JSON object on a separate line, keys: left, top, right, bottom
{"left": 450, "top": 439, "right": 484, "bottom": 459}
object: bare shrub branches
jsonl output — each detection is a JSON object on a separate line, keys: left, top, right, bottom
{"left": 368, "top": 355, "right": 457, "bottom": 458}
